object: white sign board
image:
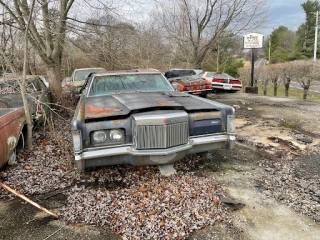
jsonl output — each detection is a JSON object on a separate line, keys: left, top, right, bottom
{"left": 243, "top": 33, "right": 264, "bottom": 49}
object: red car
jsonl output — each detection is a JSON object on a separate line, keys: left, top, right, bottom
{"left": 0, "top": 107, "right": 26, "bottom": 168}
{"left": 202, "top": 72, "right": 242, "bottom": 93}
{"left": 165, "top": 72, "right": 212, "bottom": 98}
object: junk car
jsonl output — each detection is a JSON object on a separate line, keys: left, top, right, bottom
{"left": 202, "top": 72, "right": 242, "bottom": 93}
{"left": 0, "top": 107, "right": 26, "bottom": 168}
{"left": 0, "top": 75, "right": 51, "bottom": 123}
{"left": 167, "top": 74, "right": 212, "bottom": 98}
{"left": 72, "top": 70, "right": 235, "bottom": 170}
{"left": 66, "top": 68, "right": 106, "bottom": 93}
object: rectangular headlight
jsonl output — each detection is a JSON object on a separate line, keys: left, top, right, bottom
{"left": 227, "top": 115, "right": 236, "bottom": 134}
{"left": 72, "top": 130, "right": 82, "bottom": 152}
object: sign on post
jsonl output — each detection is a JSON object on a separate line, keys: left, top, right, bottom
{"left": 243, "top": 33, "right": 264, "bottom": 92}
{"left": 243, "top": 33, "right": 264, "bottom": 49}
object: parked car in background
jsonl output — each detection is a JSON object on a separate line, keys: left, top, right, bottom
{"left": 0, "top": 75, "right": 51, "bottom": 123}
{"left": 202, "top": 72, "right": 242, "bottom": 93}
{"left": 165, "top": 69, "right": 199, "bottom": 79}
{"left": 0, "top": 107, "right": 26, "bottom": 168}
{"left": 66, "top": 67, "right": 106, "bottom": 93}
{"left": 61, "top": 76, "right": 71, "bottom": 86}
{"left": 167, "top": 74, "right": 212, "bottom": 98}
{"left": 72, "top": 70, "right": 235, "bottom": 170}
{"left": 165, "top": 69, "right": 211, "bottom": 97}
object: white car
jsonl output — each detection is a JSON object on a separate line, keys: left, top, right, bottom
{"left": 202, "top": 72, "right": 242, "bottom": 93}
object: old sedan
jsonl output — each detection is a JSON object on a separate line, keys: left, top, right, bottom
{"left": 66, "top": 67, "right": 106, "bottom": 93}
{"left": 202, "top": 72, "right": 242, "bottom": 93}
{"left": 0, "top": 75, "right": 51, "bottom": 123}
{"left": 0, "top": 108, "right": 26, "bottom": 168}
{"left": 167, "top": 74, "right": 212, "bottom": 98}
{"left": 72, "top": 70, "right": 235, "bottom": 170}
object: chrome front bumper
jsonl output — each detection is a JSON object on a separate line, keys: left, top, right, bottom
{"left": 74, "top": 134, "right": 236, "bottom": 170}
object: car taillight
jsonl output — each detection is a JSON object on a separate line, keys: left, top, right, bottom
{"left": 205, "top": 85, "right": 211, "bottom": 89}
{"left": 183, "top": 87, "right": 190, "bottom": 91}
{"left": 213, "top": 79, "right": 225, "bottom": 83}
{"left": 37, "top": 104, "right": 43, "bottom": 112}
{"left": 230, "top": 80, "right": 241, "bottom": 85}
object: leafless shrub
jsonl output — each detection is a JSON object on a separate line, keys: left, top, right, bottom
{"left": 258, "top": 67, "right": 269, "bottom": 96}
{"left": 254, "top": 66, "right": 264, "bottom": 87}
{"left": 266, "top": 64, "right": 282, "bottom": 97}
{"left": 239, "top": 68, "right": 251, "bottom": 90}
{"left": 290, "top": 60, "right": 316, "bottom": 100}
{"left": 278, "top": 63, "right": 293, "bottom": 97}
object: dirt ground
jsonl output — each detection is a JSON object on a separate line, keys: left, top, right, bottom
{"left": 1, "top": 92, "right": 320, "bottom": 240}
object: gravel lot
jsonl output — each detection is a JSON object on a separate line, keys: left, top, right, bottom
{"left": 1, "top": 92, "right": 320, "bottom": 239}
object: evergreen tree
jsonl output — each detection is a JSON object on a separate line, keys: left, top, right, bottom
{"left": 265, "top": 26, "right": 297, "bottom": 63}
{"left": 296, "top": 0, "right": 320, "bottom": 58}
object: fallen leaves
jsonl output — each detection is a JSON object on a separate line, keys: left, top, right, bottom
{"left": 0, "top": 114, "right": 231, "bottom": 240}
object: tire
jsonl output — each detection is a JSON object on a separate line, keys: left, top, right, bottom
{"left": 200, "top": 92, "right": 208, "bottom": 98}
{"left": 8, "top": 149, "right": 17, "bottom": 165}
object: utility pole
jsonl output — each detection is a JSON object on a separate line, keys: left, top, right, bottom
{"left": 314, "top": 11, "right": 319, "bottom": 62}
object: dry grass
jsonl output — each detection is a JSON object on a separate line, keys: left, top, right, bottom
{"left": 247, "top": 82, "right": 320, "bottom": 103}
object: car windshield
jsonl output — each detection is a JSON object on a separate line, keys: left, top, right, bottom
{"left": 213, "top": 73, "right": 232, "bottom": 79}
{"left": 74, "top": 69, "right": 105, "bottom": 81}
{"left": 206, "top": 72, "right": 217, "bottom": 77}
{"left": 88, "top": 74, "right": 173, "bottom": 96}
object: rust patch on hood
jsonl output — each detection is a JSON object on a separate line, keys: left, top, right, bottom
{"left": 85, "top": 105, "right": 121, "bottom": 115}
{"left": 158, "top": 101, "right": 176, "bottom": 106}
{"left": 112, "top": 120, "right": 121, "bottom": 125}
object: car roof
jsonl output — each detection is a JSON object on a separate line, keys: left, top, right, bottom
{"left": 92, "top": 70, "right": 162, "bottom": 76}
{"left": 74, "top": 67, "right": 106, "bottom": 71}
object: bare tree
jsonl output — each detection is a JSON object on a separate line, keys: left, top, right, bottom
{"left": 20, "top": 0, "right": 36, "bottom": 148}
{"left": 291, "top": 60, "right": 316, "bottom": 100}
{"left": 0, "top": 0, "right": 75, "bottom": 102}
{"left": 239, "top": 67, "right": 251, "bottom": 90}
{"left": 155, "top": 0, "right": 268, "bottom": 68}
{"left": 0, "top": 0, "right": 35, "bottom": 148}
{"left": 278, "top": 62, "right": 293, "bottom": 97}
{"left": 266, "top": 64, "right": 281, "bottom": 97}
{"left": 258, "top": 67, "right": 269, "bottom": 96}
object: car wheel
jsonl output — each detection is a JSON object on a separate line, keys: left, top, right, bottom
{"left": 200, "top": 93, "right": 208, "bottom": 98}
{"left": 8, "top": 130, "right": 25, "bottom": 165}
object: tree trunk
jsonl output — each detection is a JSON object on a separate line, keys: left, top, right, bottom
{"left": 47, "top": 65, "right": 62, "bottom": 103}
{"left": 303, "top": 87, "right": 309, "bottom": 100}
{"left": 273, "top": 83, "right": 277, "bottom": 97}
{"left": 284, "top": 83, "right": 290, "bottom": 97}
{"left": 263, "top": 89, "right": 267, "bottom": 96}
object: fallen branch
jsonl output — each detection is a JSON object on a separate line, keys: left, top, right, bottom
{"left": 0, "top": 182, "right": 59, "bottom": 219}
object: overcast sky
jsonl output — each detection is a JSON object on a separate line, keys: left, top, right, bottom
{"left": 265, "top": 0, "right": 306, "bottom": 35}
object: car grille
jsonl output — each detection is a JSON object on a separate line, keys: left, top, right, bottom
{"left": 133, "top": 112, "right": 189, "bottom": 150}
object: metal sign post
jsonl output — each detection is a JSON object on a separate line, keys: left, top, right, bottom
{"left": 251, "top": 50, "right": 255, "bottom": 87}
{"left": 243, "top": 33, "right": 264, "bottom": 94}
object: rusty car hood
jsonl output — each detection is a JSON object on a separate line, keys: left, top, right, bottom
{"left": 82, "top": 91, "right": 220, "bottom": 120}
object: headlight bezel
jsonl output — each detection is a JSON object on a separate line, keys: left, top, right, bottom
{"left": 92, "top": 130, "right": 107, "bottom": 143}
{"left": 109, "top": 129, "right": 124, "bottom": 142}
{"left": 91, "top": 129, "right": 125, "bottom": 145}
